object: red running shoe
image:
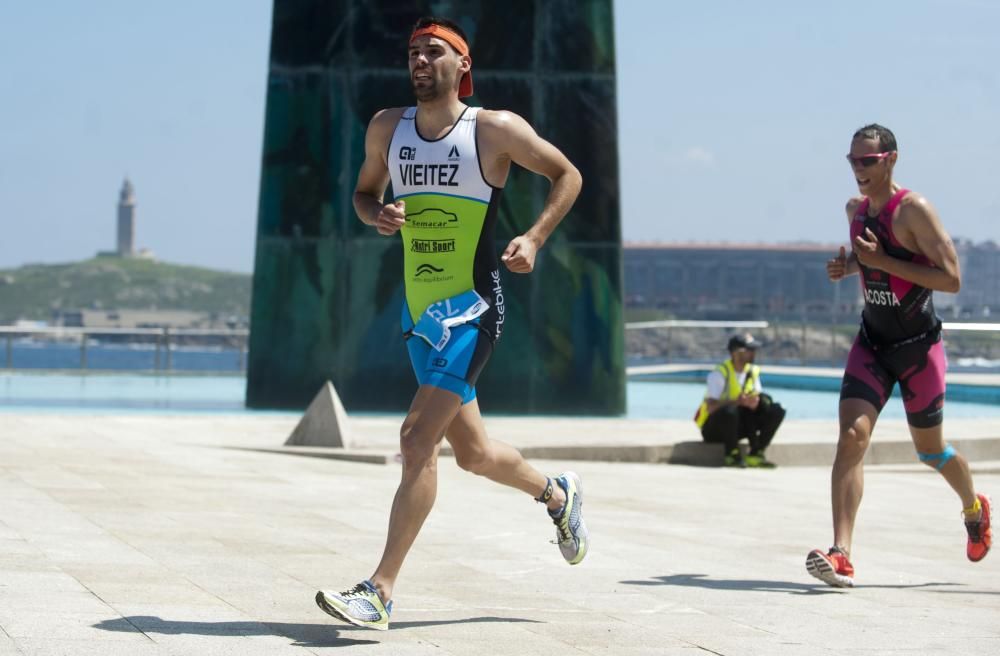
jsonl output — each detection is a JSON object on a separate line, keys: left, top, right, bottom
{"left": 805, "top": 547, "right": 854, "bottom": 588}
{"left": 966, "top": 493, "right": 992, "bottom": 562}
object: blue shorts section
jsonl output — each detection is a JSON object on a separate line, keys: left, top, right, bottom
{"left": 402, "top": 302, "right": 482, "bottom": 405}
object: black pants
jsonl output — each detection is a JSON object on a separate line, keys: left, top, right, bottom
{"left": 701, "top": 395, "right": 785, "bottom": 455}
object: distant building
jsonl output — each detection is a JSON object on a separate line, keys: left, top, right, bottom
{"left": 624, "top": 242, "right": 855, "bottom": 321}
{"left": 117, "top": 178, "right": 136, "bottom": 256}
{"left": 624, "top": 241, "right": 1000, "bottom": 321}
{"left": 948, "top": 239, "right": 1000, "bottom": 319}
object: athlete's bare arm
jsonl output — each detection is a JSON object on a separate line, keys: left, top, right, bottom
{"left": 477, "top": 110, "right": 582, "bottom": 274}
{"left": 354, "top": 108, "right": 407, "bottom": 235}
{"left": 853, "top": 193, "right": 961, "bottom": 293}
{"left": 828, "top": 199, "right": 863, "bottom": 281}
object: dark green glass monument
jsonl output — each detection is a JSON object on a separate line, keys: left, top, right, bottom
{"left": 247, "top": 0, "right": 624, "bottom": 414}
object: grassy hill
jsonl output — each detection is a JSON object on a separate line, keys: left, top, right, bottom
{"left": 0, "top": 257, "right": 251, "bottom": 325}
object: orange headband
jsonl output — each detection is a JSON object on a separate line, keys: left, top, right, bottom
{"left": 409, "top": 25, "right": 474, "bottom": 98}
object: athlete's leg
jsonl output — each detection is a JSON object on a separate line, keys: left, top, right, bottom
{"left": 910, "top": 424, "right": 975, "bottom": 507}
{"left": 898, "top": 340, "right": 977, "bottom": 509}
{"left": 445, "top": 397, "right": 567, "bottom": 512}
{"left": 832, "top": 398, "right": 879, "bottom": 556}
{"left": 831, "top": 334, "right": 893, "bottom": 557}
{"left": 369, "top": 384, "right": 463, "bottom": 603}
{"left": 903, "top": 359, "right": 990, "bottom": 561}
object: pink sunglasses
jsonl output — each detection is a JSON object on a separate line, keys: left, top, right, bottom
{"left": 846, "top": 151, "right": 894, "bottom": 168}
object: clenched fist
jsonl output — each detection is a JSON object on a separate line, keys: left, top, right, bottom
{"left": 827, "top": 246, "right": 848, "bottom": 281}
{"left": 375, "top": 200, "right": 406, "bottom": 236}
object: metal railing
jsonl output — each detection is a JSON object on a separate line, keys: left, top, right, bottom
{"left": 5, "top": 320, "right": 999, "bottom": 373}
{"left": 625, "top": 320, "right": 770, "bottom": 330}
{"left": 938, "top": 322, "right": 1000, "bottom": 332}
{"left": 625, "top": 320, "right": 770, "bottom": 364}
{"left": 0, "top": 326, "right": 249, "bottom": 372}
{"left": 625, "top": 320, "right": 1000, "bottom": 367}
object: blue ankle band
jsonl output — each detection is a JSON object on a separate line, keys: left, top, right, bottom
{"left": 918, "top": 443, "right": 956, "bottom": 471}
{"left": 535, "top": 477, "right": 554, "bottom": 504}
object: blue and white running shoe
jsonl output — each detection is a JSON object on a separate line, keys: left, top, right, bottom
{"left": 551, "top": 471, "right": 589, "bottom": 565}
{"left": 315, "top": 580, "right": 392, "bottom": 630}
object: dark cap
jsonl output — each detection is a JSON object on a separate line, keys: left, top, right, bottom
{"left": 727, "top": 333, "right": 761, "bottom": 351}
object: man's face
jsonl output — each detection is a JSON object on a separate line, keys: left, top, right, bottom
{"left": 848, "top": 137, "right": 896, "bottom": 195}
{"left": 408, "top": 35, "right": 465, "bottom": 101}
{"left": 731, "top": 347, "right": 757, "bottom": 369}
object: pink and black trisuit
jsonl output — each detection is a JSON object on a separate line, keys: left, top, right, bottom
{"left": 841, "top": 188, "right": 947, "bottom": 428}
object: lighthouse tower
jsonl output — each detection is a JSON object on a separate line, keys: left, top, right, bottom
{"left": 117, "top": 178, "right": 136, "bottom": 257}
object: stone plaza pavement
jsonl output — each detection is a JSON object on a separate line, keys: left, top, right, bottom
{"left": 2, "top": 412, "right": 1000, "bottom": 655}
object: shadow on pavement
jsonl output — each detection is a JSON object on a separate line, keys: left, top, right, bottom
{"left": 620, "top": 573, "right": 838, "bottom": 595}
{"left": 94, "top": 615, "right": 540, "bottom": 647}
{"left": 620, "top": 573, "right": 973, "bottom": 595}
{"left": 388, "top": 617, "right": 542, "bottom": 629}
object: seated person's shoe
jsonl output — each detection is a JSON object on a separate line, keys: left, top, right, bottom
{"left": 745, "top": 453, "right": 777, "bottom": 469}
{"left": 723, "top": 448, "right": 746, "bottom": 468}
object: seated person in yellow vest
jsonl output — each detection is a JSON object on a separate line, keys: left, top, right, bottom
{"left": 694, "top": 333, "right": 786, "bottom": 468}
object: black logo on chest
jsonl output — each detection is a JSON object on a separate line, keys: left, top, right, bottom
{"left": 399, "top": 162, "right": 459, "bottom": 186}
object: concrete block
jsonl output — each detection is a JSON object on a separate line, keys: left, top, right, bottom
{"left": 284, "top": 381, "right": 350, "bottom": 448}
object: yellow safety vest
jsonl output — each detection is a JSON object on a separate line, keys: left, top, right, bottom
{"left": 693, "top": 359, "right": 760, "bottom": 428}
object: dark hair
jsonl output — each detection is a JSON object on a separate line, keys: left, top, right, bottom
{"left": 413, "top": 16, "right": 469, "bottom": 44}
{"left": 852, "top": 123, "right": 898, "bottom": 152}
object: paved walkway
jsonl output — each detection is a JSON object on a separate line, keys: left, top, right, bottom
{"left": 226, "top": 407, "right": 1000, "bottom": 467}
{"left": 2, "top": 413, "right": 1000, "bottom": 655}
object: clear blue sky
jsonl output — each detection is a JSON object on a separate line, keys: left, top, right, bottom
{"left": 2, "top": 0, "right": 998, "bottom": 273}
